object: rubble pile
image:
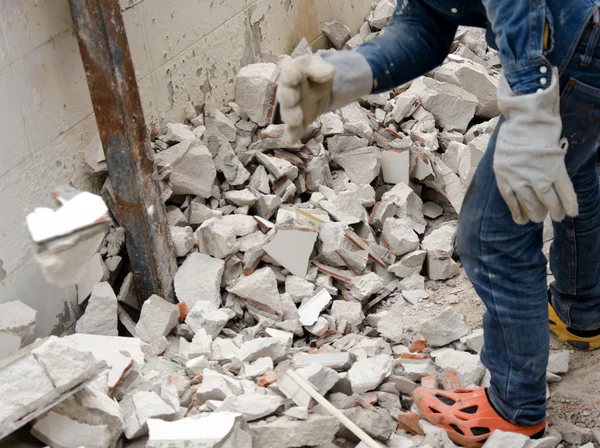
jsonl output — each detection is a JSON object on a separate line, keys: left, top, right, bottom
{"left": 1, "top": 3, "right": 587, "bottom": 448}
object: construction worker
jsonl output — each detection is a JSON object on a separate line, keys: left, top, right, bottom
{"left": 277, "top": 1, "right": 600, "bottom": 446}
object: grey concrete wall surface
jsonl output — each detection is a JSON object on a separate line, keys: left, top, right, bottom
{"left": 0, "top": 0, "right": 372, "bottom": 337}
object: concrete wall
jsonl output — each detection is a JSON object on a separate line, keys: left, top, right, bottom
{"left": 0, "top": 0, "right": 372, "bottom": 338}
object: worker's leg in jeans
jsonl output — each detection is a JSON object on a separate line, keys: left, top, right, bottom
{"left": 457, "top": 121, "right": 548, "bottom": 426}
{"left": 549, "top": 24, "right": 600, "bottom": 338}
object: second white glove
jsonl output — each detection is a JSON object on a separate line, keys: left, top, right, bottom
{"left": 493, "top": 67, "right": 579, "bottom": 224}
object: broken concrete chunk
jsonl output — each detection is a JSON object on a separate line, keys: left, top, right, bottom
{"left": 298, "top": 288, "right": 332, "bottom": 326}
{"left": 78, "top": 253, "right": 110, "bottom": 304}
{"left": 185, "top": 300, "right": 234, "bottom": 338}
{"left": 420, "top": 307, "right": 469, "bottom": 347}
{"left": 297, "top": 363, "right": 341, "bottom": 396}
{"left": 31, "top": 336, "right": 106, "bottom": 394}
{"left": 340, "top": 103, "right": 373, "bottom": 139}
{"left": 195, "top": 217, "right": 239, "bottom": 259}
{"left": 407, "top": 77, "right": 478, "bottom": 132}
{"left": 427, "top": 256, "right": 460, "bottom": 281}
{"left": 32, "top": 411, "right": 112, "bottom": 448}
{"left": 76, "top": 282, "right": 118, "bottom": 337}
{"left": 236, "top": 337, "right": 288, "bottom": 363}
{"left": 219, "top": 393, "right": 284, "bottom": 421}
{"left": 377, "top": 301, "right": 405, "bottom": 343}
{"left": 206, "top": 108, "right": 237, "bottom": 142}
{"left": 320, "top": 112, "right": 344, "bottom": 136}
{"left": 169, "top": 144, "right": 216, "bottom": 198}
{"left": 548, "top": 350, "right": 570, "bottom": 375}
{"left": 335, "top": 146, "right": 382, "bottom": 185}
{"left": 286, "top": 275, "right": 315, "bottom": 303}
{"left": 220, "top": 214, "right": 258, "bottom": 237}
{"left": 186, "top": 201, "right": 223, "bottom": 226}
{"left": 165, "top": 123, "right": 195, "bottom": 142}
{"left": 454, "top": 62, "right": 499, "bottom": 119}
{"left": 383, "top": 218, "right": 420, "bottom": 257}
{"left": 256, "top": 194, "right": 283, "bottom": 220}
{"left": 264, "top": 227, "right": 318, "bottom": 278}
{"left": 382, "top": 183, "right": 426, "bottom": 234}
{"left": 441, "top": 141, "right": 468, "bottom": 174}
{"left": 174, "top": 252, "right": 225, "bottom": 309}
{"left": 323, "top": 21, "right": 353, "bottom": 49}
{"left": 388, "top": 250, "right": 427, "bottom": 278}
{"left": 244, "top": 357, "right": 274, "bottom": 378}
{"left": 462, "top": 328, "right": 485, "bottom": 353}
{"left": 370, "top": 0, "right": 396, "bottom": 28}
{"left": 392, "top": 92, "right": 420, "bottom": 122}
{"left": 320, "top": 191, "right": 367, "bottom": 224}
{"left": 341, "top": 407, "right": 397, "bottom": 442}
{"left": 214, "top": 136, "right": 250, "bottom": 186}
{"left": 256, "top": 152, "right": 298, "bottom": 181}
{"left": 235, "top": 63, "right": 278, "bottom": 126}
{"left": 293, "top": 352, "right": 354, "bottom": 371}
{"left": 228, "top": 267, "right": 283, "bottom": 317}
{"left": 0, "top": 300, "right": 36, "bottom": 355}
{"left": 169, "top": 225, "right": 194, "bottom": 257}
{"left": 348, "top": 272, "right": 384, "bottom": 301}
{"left": 434, "top": 348, "right": 485, "bottom": 386}
{"left": 330, "top": 301, "right": 364, "bottom": 329}
{"left": 135, "top": 295, "right": 180, "bottom": 344}
{"left": 121, "top": 390, "right": 177, "bottom": 439}
{"left": 423, "top": 222, "right": 457, "bottom": 259}
{"left": 348, "top": 354, "right": 394, "bottom": 394}
{"left": 249, "top": 415, "right": 340, "bottom": 448}
{"left": 224, "top": 189, "right": 257, "bottom": 207}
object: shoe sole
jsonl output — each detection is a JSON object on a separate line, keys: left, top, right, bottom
{"left": 548, "top": 303, "right": 600, "bottom": 351}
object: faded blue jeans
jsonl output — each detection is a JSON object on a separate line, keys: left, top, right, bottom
{"left": 458, "top": 20, "right": 600, "bottom": 426}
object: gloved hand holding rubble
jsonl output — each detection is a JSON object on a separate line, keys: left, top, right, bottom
{"left": 278, "top": 50, "right": 373, "bottom": 143}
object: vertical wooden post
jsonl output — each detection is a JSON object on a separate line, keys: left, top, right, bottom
{"left": 69, "top": 0, "right": 177, "bottom": 302}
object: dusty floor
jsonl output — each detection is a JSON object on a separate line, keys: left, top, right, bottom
{"left": 406, "top": 267, "right": 600, "bottom": 430}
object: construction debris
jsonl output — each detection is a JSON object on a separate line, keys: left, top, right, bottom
{"left": 15, "top": 7, "right": 591, "bottom": 448}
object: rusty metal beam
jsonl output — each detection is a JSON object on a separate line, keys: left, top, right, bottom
{"left": 69, "top": 0, "right": 176, "bottom": 303}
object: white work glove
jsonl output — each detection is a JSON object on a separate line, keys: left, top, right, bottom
{"left": 493, "top": 67, "right": 578, "bottom": 224}
{"left": 278, "top": 51, "right": 373, "bottom": 143}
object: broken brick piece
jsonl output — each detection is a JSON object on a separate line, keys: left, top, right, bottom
{"left": 397, "top": 412, "right": 425, "bottom": 436}
{"left": 442, "top": 369, "right": 462, "bottom": 391}
{"left": 178, "top": 302, "right": 188, "bottom": 322}
{"left": 257, "top": 371, "right": 278, "bottom": 388}
{"left": 357, "top": 392, "right": 378, "bottom": 407}
{"left": 409, "top": 339, "right": 427, "bottom": 353}
{"left": 421, "top": 375, "right": 438, "bottom": 390}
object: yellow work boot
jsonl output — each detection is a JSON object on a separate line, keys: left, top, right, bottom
{"left": 549, "top": 301, "right": 600, "bottom": 351}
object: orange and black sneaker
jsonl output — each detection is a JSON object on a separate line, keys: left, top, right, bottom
{"left": 548, "top": 300, "right": 600, "bottom": 351}
{"left": 413, "top": 387, "right": 546, "bottom": 448}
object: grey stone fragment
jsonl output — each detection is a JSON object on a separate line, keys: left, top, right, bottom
{"left": 547, "top": 350, "right": 570, "bottom": 374}
{"left": 462, "top": 329, "right": 484, "bottom": 353}
{"left": 335, "top": 146, "right": 382, "bottom": 185}
{"left": 388, "top": 375, "right": 418, "bottom": 394}
{"left": 388, "top": 250, "right": 426, "bottom": 278}
{"left": 220, "top": 214, "right": 257, "bottom": 237}
{"left": 219, "top": 393, "right": 284, "bottom": 421}
{"left": 135, "top": 295, "right": 180, "bottom": 343}
{"left": 256, "top": 194, "right": 283, "bottom": 220}
{"left": 256, "top": 152, "right": 298, "bottom": 180}
{"left": 552, "top": 420, "right": 593, "bottom": 446}
{"left": 377, "top": 301, "right": 405, "bottom": 343}
{"left": 340, "top": 407, "right": 396, "bottom": 441}
{"left": 480, "top": 430, "right": 530, "bottom": 447}
{"left": 174, "top": 252, "right": 225, "bottom": 309}
{"left": 297, "top": 363, "right": 341, "bottom": 395}
{"left": 168, "top": 144, "right": 216, "bottom": 198}
{"left": 185, "top": 301, "right": 234, "bottom": 338}
{"left": 227, "top": 267, "right": 283, "bottom": 316}
{"left": 214, "top": 136, "right": 250, "bottom": 186}
{"left": 392, "top": 92, "right": 420, "bottom": 122}
{"left": 340, "top": 103, "right": 373, "bottom": 139}
{"left": 370, "top": 0, "right": 396, "bottom": 29}
{"left": 323, "top": 21, "right": 353, "bottom": 49}
{"left": 330, "top": 301, "right": 364, "bottom": 329}
{"left": 236, "top": 337, "right": 288, "bottom": 363}
{"left": 320, "top": 112, "right": 344, "bottom": 136}
{"left": 249, "top": 415, "right": 340, "bottom": 448}
{"left": 31, "top": 411, "right": 112, "bottom": 448}
{"left": 186, "top": 201, "right": 222, "bottom": 225}
{"left": 169, "top": 226, "right": 194, "bottom": 257}
{"left": 291, "top": 37, "right": 313, "bottom": 58}
{"left": 32, "top": 336, "right": 105, "bottom": 394}
{"left": 420, "top": 307, "right": 469, "bottom": 347}
{"left": 195, "top": 218, "right": 239, "bottom": 259}
{"left": 348, "top": 354, "right": 394, "bottom": 394}
{"left": 348, "top": 272, "right": 384, "bottom": 301}
{"left": 286, "top": 276, "right": 315, "bottom": 303}
{"left": 235, "top": 63, "right": 278, "bottom": 126}
{"left": 434, "top": 348, "right": 485, "bottom": 386}
{"left": 121, "top": 391, "right": 177, "bottom": 439}
{"left": 422, "top": 222, "right": 457, "bottom": 259}
{"left": 383, "top": 218, "right": 420, "bottom": 257}
{"left": 407, "top": 77, "right": 478, "bottom": 132}
{"left": 249, "top": 165, "right": 271, "bottom": 194}
{"left": 427, "top": 257, "right": 460, "bottom": 281}
{"left": 76, "top": 282, "right": 118, "bottom": 337}
{"left": 0, "top": 354, "right": 58, "bottom": 432}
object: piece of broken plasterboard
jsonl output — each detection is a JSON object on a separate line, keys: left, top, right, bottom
{"left": 263, "top": 227, "right": 318, "bottom": 277}
{"left": 298, "top": 288, "right": 333, "bottom": 326}
{"left": 27, "top": 190, "right": 111, "bottom": 288}
{"left": 381, "top": 149, "right": 410, "bottom": 185}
